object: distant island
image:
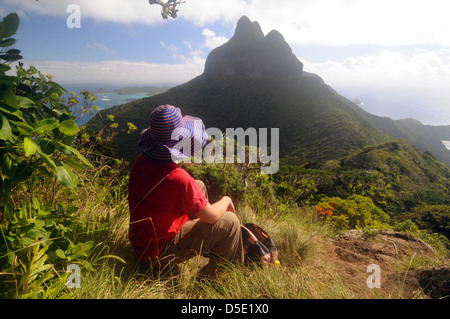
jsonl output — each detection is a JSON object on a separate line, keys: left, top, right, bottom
{"left": 94, "top": 85, "right": 172, "bottom": 96}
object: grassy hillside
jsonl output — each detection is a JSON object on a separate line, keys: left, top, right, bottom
{"left": 2, "top": 149, "right": 448, "bottom": 299}
{"left": 273, "top": 140, "right": 450, "bottom": 237}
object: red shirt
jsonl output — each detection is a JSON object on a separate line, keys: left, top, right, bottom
{"left": 128, "top": 153, "right": 208, "bottom": 261}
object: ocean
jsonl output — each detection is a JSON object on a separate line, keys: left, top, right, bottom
{"left": 74, "top": 92, "right": 147, "bottom": 126}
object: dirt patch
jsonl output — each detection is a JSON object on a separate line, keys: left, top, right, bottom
{"left": 324, "top": 229, "right": 449, "bottom": 298}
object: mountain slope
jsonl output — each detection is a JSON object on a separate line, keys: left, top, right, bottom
{"left": 276, "top": 139, "right": 450, "bottom": 212}
{"left": 336, "top": 93, "right": 450, "bottom": 165}
{"left": 88, "top": 16, "right": 389, "bottom": 165}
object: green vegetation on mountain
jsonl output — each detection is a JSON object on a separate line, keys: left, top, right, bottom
{"left": 271, "top": 140, "right": 450, "bottom": 244}
{"left": 95, "top": 86, "right": 171, "bottom": 96}
{"left": 113, "top": 86, "right": 171, "bottom": 96}
{"left": 89, "top": 73, "right": 389, "bottom": 164}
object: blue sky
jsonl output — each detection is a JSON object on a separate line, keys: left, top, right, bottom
{"left": 1, "top": 0, "right": 450, "bottom": 125}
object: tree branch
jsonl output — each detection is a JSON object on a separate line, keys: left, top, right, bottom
{"left": 148, "top": 0, "right": 185, "bottom": 19}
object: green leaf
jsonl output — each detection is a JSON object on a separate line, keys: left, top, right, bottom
{"left": 24, "top": 136, "right": 38, "bottom": 156}
{"left": 65, "top": 158, "right": 85, "bottom": 171}
{"left": 47, "top": 80, "right": 67, "bottom": 93}
{"left": 0, "top": 51, "right": 22, "bottom": 62}
{"left": 6, "top": 49, "right": 20, "bottom": 55}
{"left": 32, "top": 197, "right": 40, "bottom": 210}
{"left": 34, "top": 119, "right": 58, "bottom": 134}
{"left": 56, "top": 165, "right": 77, "bottom": 188}
{"left": 17, "top": 96, "right": 35, "bottom": 108}
{"left": 37, "top": 150, "right": 57, "bottom": 173}
{"left": 0, "top": 64, "right": 11, "bottom": 73}
{"left": 0, "top": 38, "right": 15, "bottom": 47}
{"left": 77, "top": 152, "right": 94, "bottom": 169}
{"left": 0, "top": 89, "right": 19, "bottom": 109}
{"left": 44, "top": 273, "right": 70, "bottom": 299}
{"left": 59, "top": 120, "right": 79, "bottom": 136}
{"left": 11, "top": 162, "right": 34, "bottom": 182}
{"left": 38, "top": 138, "right": 56, "bottom": 155}
{"left": 55, "top": 144, "right": 73, "bottom": 156}
{"left": 61, "top": 135, "right": 76, "bottom": 146}
{"left": 2, "top": 155, "right": 17, "bottom": 179}
{"left": 0, "top": 106, "right": 22, "bottom": 122}
{"left": 0, "top": 13, "right": 20, "bottom": 39}
{"left": 56, "top": 142, "right": 94, "bottom": 169}
{"left": 0, "top": 75, "right": 19, "bottom": 88}
{"left": 49, "top": 92, "right": 59, "bottom": 101}
{"left": 0, "top": 113, "right": 12, "bottom": 141}
{"left": 55, "top": 249, "right": 66, "bottom": 259}
{"left": 11, "top": 120, "right": 33, "bottom": 135}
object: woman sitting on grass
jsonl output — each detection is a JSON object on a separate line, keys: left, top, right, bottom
{"left": 127, "top": 104, "right": 244, "bottom": 277}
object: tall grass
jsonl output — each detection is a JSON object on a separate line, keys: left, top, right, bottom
{"left": 10, "top": 159, "right": 443, "bottom": 299}
{"left": 64, "top": 174, "right": 355, "bottom": 299}
{"left": 5, "top": 161, "right": 439, "bottom": 299}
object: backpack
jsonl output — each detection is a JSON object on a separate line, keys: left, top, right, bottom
{"left": 241, "top": 223, "right": 280, "bottom": 266}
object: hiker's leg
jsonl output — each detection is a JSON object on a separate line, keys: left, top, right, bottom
{"left": 158, "top": 211, "right": 244, "bottom": 273}
{"left": 199, "top": 211, "right": 245, "bottom": 276}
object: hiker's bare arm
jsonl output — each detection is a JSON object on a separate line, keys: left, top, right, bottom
{"left": 196, "top": 196, "right": 235, "bottom": 224}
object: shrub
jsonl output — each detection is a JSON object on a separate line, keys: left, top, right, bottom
{"left": 316, "top": 195, "right": 391, "bottom": 232}
{"left": 0, "top": 13, "right": 97, "bottom": 298}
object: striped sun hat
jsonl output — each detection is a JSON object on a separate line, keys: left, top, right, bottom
{"left": 138, "top": 105, "right": 208, "bottom": 162}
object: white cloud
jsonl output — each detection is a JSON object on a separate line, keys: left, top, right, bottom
{"left": 0, "top": 0, "right": 162, "bottom": 25}
{"left": 19, "top": 59, "right": 204, "bottom": 85}
{"left": 181, "top": 0, "right": 450, "bottom": 47}
{"left": 302, "top": 48, "right": 450, "bottom": 89}
{"left": 160, "top": 27, "right": 228, "bottom": 68}
{"left": 300, "top": 48, "right": 450, "bottom": 125}
{"left": 300, "top": 48, "right": 450, "bottom": 78}
{"left": 86, "top": 42, "right": 117, "bottom": 54}
{"left": 202, "top": 28, "right": 228, "bottom": 50}
{"left": 255, "top": 0, "right": 450, "bottom": 47}
{"left": 160, "top": 41, "right": 181, "bottom": 53}
{"left": 3, "top": 0, "right": 450, "bottom": 47}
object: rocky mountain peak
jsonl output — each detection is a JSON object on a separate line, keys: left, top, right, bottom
{"left": 204, "top": 16, "right": 303, "bottom": 80}
{"left": 232, "top": 15, "right": 264, "bottom": 43}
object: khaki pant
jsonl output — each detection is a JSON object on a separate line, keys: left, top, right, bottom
{"left": 148, "top": 180, "right": 244, "bottom": 276}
